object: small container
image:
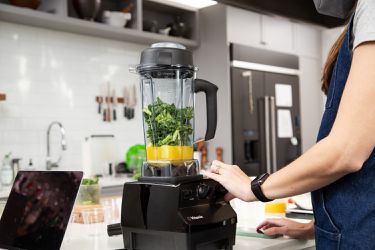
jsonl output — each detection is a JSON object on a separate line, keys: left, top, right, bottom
{"left": 77, "top": 184, "right": 101, "bottom": 205}
{"left": 81, "top": 206, "right": 111, "bottom": 236}
{"left": 265, "top": 198, "right": 287, "bottom": 218}
{"left": 103, "top": 11, "right": 131, "bottom": 27}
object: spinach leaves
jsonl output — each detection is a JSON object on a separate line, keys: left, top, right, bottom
{"left": 143, "top": 97, "right": 193, "bottom": 147}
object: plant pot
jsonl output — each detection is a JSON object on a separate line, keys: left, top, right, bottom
{"left": 72, "top": 0, "right": 101, "bottom": 21}
{"left": 10, "top": 0, "right": 41, "bottom": 9}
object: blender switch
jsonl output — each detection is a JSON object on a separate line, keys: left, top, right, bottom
{"left": 197, "top": 184, "right": 210, "bottom": 199}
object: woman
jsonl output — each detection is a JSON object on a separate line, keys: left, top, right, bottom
{"left": 202, "top": 0, "right": 375, "bottom": 248}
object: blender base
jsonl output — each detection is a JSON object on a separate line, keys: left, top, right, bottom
{"left": 123, "top": 224, "right": 236, "bottom": 250}
{"left": 120, "top": 178, "right": 237, "bottom": 250}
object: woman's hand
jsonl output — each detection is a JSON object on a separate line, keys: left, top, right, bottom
{"left": 201, "top": 160, "right": 256, "bottom": 202}
{"left": 257, "top": 218, "right": 315, "bottom": 240}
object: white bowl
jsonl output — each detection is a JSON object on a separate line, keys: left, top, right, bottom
{"left": 103, "top": 11, "right": 131, "bottom": 27}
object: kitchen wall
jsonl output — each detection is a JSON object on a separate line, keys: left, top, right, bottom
{"left": 0, "top": 21, "right": 146, "bottom": 170}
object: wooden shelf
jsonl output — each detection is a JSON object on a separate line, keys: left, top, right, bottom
{"left": 0, "top": 93, "right": 6, "bottom": 101}
{"left": 0, "top": 3, "right": 199, "bottom": 48}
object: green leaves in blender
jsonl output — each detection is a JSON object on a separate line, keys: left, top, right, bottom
{"left": 143, "top": 97, "right": 193, "bottom": 147}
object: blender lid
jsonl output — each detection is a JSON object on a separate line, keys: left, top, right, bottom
{"left": 135, "top": 42, "right": 195, "bottom": 73}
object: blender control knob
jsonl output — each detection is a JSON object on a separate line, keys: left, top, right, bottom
{"left": 197, "top": 184, "right": 210, "bottom": 199}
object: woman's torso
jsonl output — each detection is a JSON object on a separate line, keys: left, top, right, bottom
{"left": 312, "top": 9, "right": 375, "bottom": 250}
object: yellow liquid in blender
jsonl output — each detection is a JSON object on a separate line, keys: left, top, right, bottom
{"left": 146, "top": 145, "right": 194, "bottom": 161}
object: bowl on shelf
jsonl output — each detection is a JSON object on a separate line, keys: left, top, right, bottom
{"left": 158, "top": 27, "right": 171, "bottom": 36}
{"left": 102, "top": 11, "right": 131, "bottom": 28}
{"left": 10, "top": 0, "right": 41, "bottom": 9}
{"left": 72, "top": 0, "right": 101, "bottom": 21}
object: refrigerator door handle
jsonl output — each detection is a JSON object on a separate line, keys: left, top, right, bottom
{"left": 270, "top": 96, "right": 277, "bottom": 173}
{"left": 242, "top": 71, "right": 254, "bottom": 114}
{"left": 264, "top": 96, "right": 271, "bottom": 174}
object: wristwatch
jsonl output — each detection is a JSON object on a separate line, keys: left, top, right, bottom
{"left": 251, "top": 173, "right": 273, "bottom": 202}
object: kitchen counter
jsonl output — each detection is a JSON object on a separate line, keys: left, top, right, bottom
{"left": 0, "top": 186, "right": 10, "bottom": 200}
{"left": 62, "top": 223, "right": 315, "bottom": 250}
{"left": 0, "top": 194, "right": 315, "bottom": 250}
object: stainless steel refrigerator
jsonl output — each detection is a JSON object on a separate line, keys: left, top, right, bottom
{"left": 230, "top": 44, "right": 302, "bottom": 176}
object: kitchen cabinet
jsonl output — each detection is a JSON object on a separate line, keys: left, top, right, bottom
{"left": 226, "top": 7, "right": 294, "bottom": 54}
{"left": 293, "top": 23, "right": 322, "bottom": 59}
{"left": 0, "top": 0, "right": 199, "bottom": 48}
{"left": 226, "top": 7, "right": 262, "bottom": 48}
{"left": 262, "top": 15, "right": 294, "bottom": 53}
{"left": 0, "top": 93, "right": 5, "bottom": 102}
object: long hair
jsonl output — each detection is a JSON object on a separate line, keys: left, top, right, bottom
{"left": 321, "top": 27, "right": 347, "bottom": 95}
{"left": 321, "top": 0, "right": 358, "bottom": 94}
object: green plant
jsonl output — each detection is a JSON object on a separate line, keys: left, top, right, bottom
{"left": 143, "top": 97, "right": 193, "bottom": 147}
{"left": 81, "top": 177, "right": 99, "bottom": 185}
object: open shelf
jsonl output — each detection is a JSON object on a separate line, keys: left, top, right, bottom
{"left": 0, "top": 93, "right": 6, "bottom": 101}
{"left": 142, "top": 0, "right": 198, "bottom": 41}
{"left": 0, "top": 2, "right": 198, "bottom": 48}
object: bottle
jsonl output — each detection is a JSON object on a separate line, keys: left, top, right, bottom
{"left": 1, "top": 153, "right": 14, "bottom": 186}
{"left": 11, "top": 158, "right": 21, "bottom": 179}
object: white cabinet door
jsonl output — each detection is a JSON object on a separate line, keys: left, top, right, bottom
{"left": 294, "top": 23, "right": 322, "bottom": 59}
{"left": 262, "top": 15, "right": 294, "bottom": 53}
{"left": 226, "top": 6, "right": 262, "bottom": 48}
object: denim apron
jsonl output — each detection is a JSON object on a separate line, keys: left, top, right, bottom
{"left": 312, "top": 17, "right": 375, "bottom": 250}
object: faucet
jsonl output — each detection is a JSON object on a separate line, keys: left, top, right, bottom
{"left": 46, "top": 121, "right": 67, "bottom": 170}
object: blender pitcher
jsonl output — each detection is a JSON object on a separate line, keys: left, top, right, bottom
{"left": 131, "top": 42, "right": 218, "bottom": 179}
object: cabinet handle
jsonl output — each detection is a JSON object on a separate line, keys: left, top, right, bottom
{"left": 242, "top": 71, "right": 254, "bottom": 114}
{"left": 270, "top": 96, "right": 277, "bottom": 173}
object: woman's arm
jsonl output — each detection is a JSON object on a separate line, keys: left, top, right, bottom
{"left": 202, "top": 42, "right": 375, "bottom": 202}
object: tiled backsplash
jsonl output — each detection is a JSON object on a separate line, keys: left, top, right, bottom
{"left": 0, "top": 21, "right": 147, "bottom": 170}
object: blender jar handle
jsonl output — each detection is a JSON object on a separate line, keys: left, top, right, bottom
{"left": 194, "top": 79, "right": 218, "bottom": 141}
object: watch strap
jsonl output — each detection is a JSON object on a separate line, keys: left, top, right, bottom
{"left": 251, "top": 173, "right": 273, "bottom": 202}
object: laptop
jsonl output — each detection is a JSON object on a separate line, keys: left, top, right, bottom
{"left": 0, "top": 171, "right": 83, "bottom": 250}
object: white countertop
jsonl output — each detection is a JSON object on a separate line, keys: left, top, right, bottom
{"left": 62, "top": 223, "right": 315, "bottom": 250}
{"left": 99, "top": 175, "right": 135, "bottom": 188}
{"left": 0, "top": 186, "right": 10, "bottom": 199}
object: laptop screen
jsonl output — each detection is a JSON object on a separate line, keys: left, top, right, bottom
{"left": 0, "top": 171, "right": 83, "bottom": 250}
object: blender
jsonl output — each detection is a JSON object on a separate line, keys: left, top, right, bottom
{"left": 134, "top": 42, "right": 218, "bottom": 183}
{"left": 110, "top": 43, "right": 237, "bottom": 250}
